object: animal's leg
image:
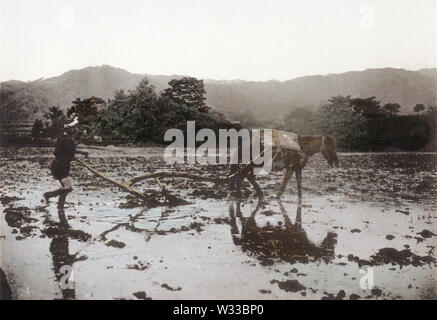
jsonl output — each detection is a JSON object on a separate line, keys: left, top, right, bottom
{"left": 278, "top": 200, "right": 293, "bottom": 229}
{"left": 236, "top": 199, "right": 242, "bottom": 218}
{"left": 295, "top": 167, "right": 302, "bottom": 205}
{"left": 295, "top": 204, "right": 302, "bottom": 227}
{"left": 236, "top": 173, "right": 243, "bottom": 198}
{"left": 229, "top": 202, "right": 239, "bottom": 234}
{"left": 247, "top": 173, "right": 263, "bottom": 200}
{"left": 228, "top": 201, "right": 243, "bottom": 245}
{"left": 298, "top": 151, "right": 309, "bottom": 168}
{"left": 235, "top": 163, "right": 253, "bottom": 199}
{"left": 276, "top": 165, "right": 294, "bottom": 199}
{"left": 228, "top": 164, "right": 243, "bottom": 197}
{"left": 229, "top": 164, "right": 239, "bottom": 191}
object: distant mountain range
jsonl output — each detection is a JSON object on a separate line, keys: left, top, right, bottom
{"left": 1, "top": 65, "right": 436, "bottom": 124}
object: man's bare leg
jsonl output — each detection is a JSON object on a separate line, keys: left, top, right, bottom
{"left": 44, "top": 177, "right": 73, "bottom": 208}
{"left": 57, "top": 177, "right": 72, "bottom": 209}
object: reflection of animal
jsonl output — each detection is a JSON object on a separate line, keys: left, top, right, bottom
{"left": 230, "top": 130, "right": 340, "bottom": 201}
{"left": 229, "top": 200, "right": 337, "bottom": 264}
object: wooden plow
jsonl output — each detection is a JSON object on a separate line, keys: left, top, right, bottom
{"left": 74, "top": 158, "right": 237, "bottom": 203}
{"left": 74, "top": 146, "right": 272, "bottom": 204}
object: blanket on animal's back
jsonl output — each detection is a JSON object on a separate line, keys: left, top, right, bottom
{"left": 258, "top": 129, "right": 301, "bottom": 152}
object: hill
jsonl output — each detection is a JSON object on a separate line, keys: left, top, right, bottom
{"left": 1, "top": 65, "right": 436, "bottom": 124}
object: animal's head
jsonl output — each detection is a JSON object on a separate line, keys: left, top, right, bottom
{"left": 320, "top": 135, "right": 339, "bottom": 167}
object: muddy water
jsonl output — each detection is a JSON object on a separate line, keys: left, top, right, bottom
{"left": 0, "top": 147, "right": 436, "bottom": 300}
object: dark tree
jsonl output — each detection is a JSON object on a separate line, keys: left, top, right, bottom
{"left": 413, "top": 104, "right": 425, "bottom": 113}
{"left": 98, "top": 77, "right": 159, "bottom": 142}
{"left": 162, "top": 77, "right": 209, "bottom": 112}
{"left": 31, "top": 119, "right": 44, "bottom": 138}
{"left": 325, "top": 96, "right": 352, "bottom": 112}
{"left": 67, "top": 96, "right": 106, "bottom": 124}
{"left": 44, "top": 106, "right": 64, "bottom": 122}
{"left": 382, "top": 103, "right": 401, "bottom": 115}
{"left": 94, "top": 77, "right": 235, "bottom": 144}
{"left": 350, "top": 97, "right": 382, "bottom": 115}
{"left": 315, "top": 95, "right": 369, "bottom": 150}
{"left": 43, "top": 106, "right": 65, "bottom": 138}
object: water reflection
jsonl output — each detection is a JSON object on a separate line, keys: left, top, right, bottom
{"left": 47, "top": 209, "right": 89, "bottom": 299}
{"left": 229, "top": 200, "right": 337, "bottom": 264}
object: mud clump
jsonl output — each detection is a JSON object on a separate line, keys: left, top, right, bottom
{"left": 19, "top": 225, "right": 38, "bottom": 238}
{"left": 105, "top": 239, "right": 126, "bottom": 248}
{"left": 4, "top": 206, "right": 39, "bottom": 239}
{"left": 371, "top": 288, "right": 383, "bottom": 297}
{"left": 260, "top": 259, "right": 274, "bottom": 266}
{"left": 355, "top": 247, "right": 436, "bottom": 268}
{"left": 259, "top": 210, "right": 276, "bottom": 216}
{"left": 4, "top": 207, "right": 36, "bottom": 228}
{"left": 0, "top": 195, "right": 23, "bottom": 206}
{"left": 347, "top": 254, "right": 372, "bottom": 268}
{"left": 176, "top": 222, "right": 205, "bottom": 234}
{"left": 127, "top": 260, "right": 149, "bottom": 271}
{"left": 259, "top": 289, "right": 271, "bottom": 294}
{"left": 163, "top": 193, "right": 191, "bottom": 207}
{"left": 321, "top": 290, "right": 346, "bottom": 300}
{"left": 161, "top": 283, "right": 182, "bottom": 291}
{"left": 119, "top": 191, "right": 189, "bottom": 209}
{"left": 189, "top": 222, "right": 204, "bottom": 233}
{"left": 271, "top": 279, "right": 306, "bottom": 293}
{"left": 371, "top": 247, "right": 435, "bottom": 267}
{"left": 190, "top": 189, "right": 227, "bottom": 200}
{"left": 133, "top": 291, "right": 152, "bottom": 300}
{"left": 119, "top": 193, "right": 161, "bottom": 209}
{"left": 417, "top": 230, "right": 435, "bottom": 239}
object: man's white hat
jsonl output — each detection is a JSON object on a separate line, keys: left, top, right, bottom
{"left": 64, "top": 116, "right": 79, "bottom": 128}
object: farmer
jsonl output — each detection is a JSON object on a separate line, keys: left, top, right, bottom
{"left": 43, "top": 117, "right": 88, "bottom": 210}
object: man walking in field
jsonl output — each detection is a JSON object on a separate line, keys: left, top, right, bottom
{"left": 43, "top": 117, "right": 88, "bottom": 213}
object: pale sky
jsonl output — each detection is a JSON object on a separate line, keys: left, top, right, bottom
{"left": 1, "top": 0, "right": 436, "bottom": 82}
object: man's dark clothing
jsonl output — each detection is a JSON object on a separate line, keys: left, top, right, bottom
{"left": 50, "top": 135, "right": 76, "bottom": 180}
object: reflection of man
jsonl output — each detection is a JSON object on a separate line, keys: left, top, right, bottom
{"left": 43, "top": 117, "right": 88, "bottom": 211}
{"left": 50, "top": 234, "right": 75, "bottom": 299}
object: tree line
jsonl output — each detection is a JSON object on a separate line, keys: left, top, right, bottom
{"left": 32, "top": 77, "right": 436, "bottom": 151}
{"left": 282, "top": 96, "right": 436, "bottom": 151}
{"left": 32, "top": 76, "right": 232, "bottom": 145}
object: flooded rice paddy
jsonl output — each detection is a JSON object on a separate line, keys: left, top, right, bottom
{"left": 0, "top": 146, "right": 436, "bottom": 299}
